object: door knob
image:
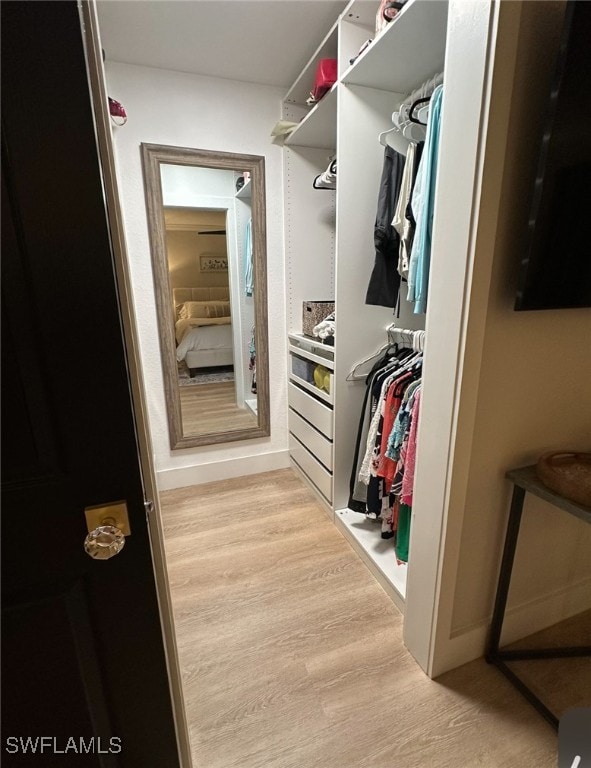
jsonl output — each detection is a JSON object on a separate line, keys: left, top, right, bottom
{"left": 84, "top": 523, "right": 125, "bottom": 560}
{"left": 84, "top": 501, "right": 131, "bottom": 560}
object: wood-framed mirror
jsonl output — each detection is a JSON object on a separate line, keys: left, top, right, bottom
{"left": 141, "top": 143, "right": 270, "bottom": 448}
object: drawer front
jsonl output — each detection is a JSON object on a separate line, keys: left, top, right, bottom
{"left": 288, "top": 382, "right": 333, "bottom": 439}
{"left": 289, "top": 352, "right": 333, "bottom": 404}
{"left": 289, "top": 409, "right": 333, "bottom": 470}
{"left": 289, "top": 434, "right": 333, "bottom": 503}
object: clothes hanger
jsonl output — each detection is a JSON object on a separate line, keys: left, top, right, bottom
{"left": 409, "top": 97, "right": 430, "bottom": 125}
{"left": 347, "top": 332, "right": 413, "bottom": 381}
{"left": 378, "top": 125, "right": 398, "bottom": 147}
{"left": 402, "top": 119, "right": 426, "bottom": 141}
{"left": 347, "top": 343, "right": 392, "bottom": 380}
{"left": 416, "top": 104, "right": 430, "bottom": 123}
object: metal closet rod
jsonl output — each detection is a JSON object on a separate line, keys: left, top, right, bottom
{"left": 347, "top": 325, "right": 426, "bottom": 381}
{"left": 386, "top": 325, "right": 425, "bottom": 352}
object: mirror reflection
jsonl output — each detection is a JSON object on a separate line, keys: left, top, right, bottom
{"left": 142, "top": 145, "right": 270, "bottom": 448}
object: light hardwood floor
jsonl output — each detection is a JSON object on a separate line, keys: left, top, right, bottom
{"left": 180, "top": 381, "right": 257, "bottom": 435}
{"left": 160, "top": 469, "right": 588, "bottom": 768}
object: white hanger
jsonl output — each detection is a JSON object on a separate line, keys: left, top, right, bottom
{"left": 378, "top": 71, "right": 443, "bottom": 146}
{"left": 347, "top": 342, "right": 391, "bottom": 380}
{"left": 378, "top": 125, "right": 398, "bottom": 147}
{"left": 378, "top": 109, "right": 400, "bottom": 146}
{"left": 402, "top": 120, "right": 426, "bottom": 141}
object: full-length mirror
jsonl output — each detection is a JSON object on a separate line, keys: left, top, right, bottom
{"left": 141, "top": 144, "right": 270, "bottom": 448}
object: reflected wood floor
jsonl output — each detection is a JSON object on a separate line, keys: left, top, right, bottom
{"left": 180, "top": 381, "right": 257, "bottom": 435}
{"left": 160, "top": 469, "right": 586, "bottom": 768}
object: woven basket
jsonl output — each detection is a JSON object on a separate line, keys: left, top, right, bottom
{"left": 536, "top": 452, "right": 591, "bottom": 507}
{"left": 302, "top": 301, "right": 334, "bottom": 337}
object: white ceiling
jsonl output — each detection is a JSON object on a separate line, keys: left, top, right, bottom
{"left": 97, "top": 0, "right": 348, "bottom": 89}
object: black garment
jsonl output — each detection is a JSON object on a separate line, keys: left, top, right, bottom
{"left": 366, "top": 146, "right": 406, "bottom": 308}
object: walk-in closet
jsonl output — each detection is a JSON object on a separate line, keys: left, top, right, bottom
{"left": 282, "top": 0, "right": 591, "bottom": 684}
{"left": 285, "top": 0, "right": 473, "bottom": 629}
{"left": 89, "top": 0, "right": 590, "bottom": 702}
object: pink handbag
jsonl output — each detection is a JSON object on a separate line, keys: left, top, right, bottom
{"left": 310, "top": 59, "right": 337, "bottom": 101}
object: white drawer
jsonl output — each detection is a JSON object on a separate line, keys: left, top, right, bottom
{"left": 288, "top": 382, "right": 333, "bottom": 439}
{"left": 289, "top": 409, "right": 333, "bottom": 470}
{"left": 289, "top": 434, "right": 333, "bottom": 503}
{"left": 289, "top": 353, "right": 333, "bottom": 404}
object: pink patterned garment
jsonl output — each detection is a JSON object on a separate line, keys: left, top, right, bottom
{"left": 400, "top": 388, "right": 421, "bottom": 506}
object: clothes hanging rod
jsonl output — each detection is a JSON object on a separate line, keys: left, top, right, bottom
{"left": 400, "top": 71, "right": 444, "bottom": 109}
{"left": 347, "top": 326, "right": 426, "bottom": 381}
{"left": 387, "top": 325, "right": 425, "bottom": 352}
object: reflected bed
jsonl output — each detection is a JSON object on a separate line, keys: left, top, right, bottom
{"left": 173, "top": 287, "right": 234, "bottom": 375}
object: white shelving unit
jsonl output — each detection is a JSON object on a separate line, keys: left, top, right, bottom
{"left": 285, "top": 86, "right": 337, "bottom": 151}
{"left": 235, "top": 178, "right": 251, "bottom": 200}
{"left": 283, "top": 0, "right": 449, "bottom": 605}
{"left": 287, "top": 334, "right": 335, "bottom": 513}
{"left": 234, "top": 174, "right": 254, "bottom": 407}
{"left": 336, "top": 509, "right": 406, "bottom": 611}
{"left": 341, "top": 0, "right": 448, "bottom": 91}
{"left": 284, "top": 20, "right": 339, "bottom": 106}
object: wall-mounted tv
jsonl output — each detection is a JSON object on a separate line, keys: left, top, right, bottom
{"left": 515, "top": 0, "right": 591, "bottom": 311}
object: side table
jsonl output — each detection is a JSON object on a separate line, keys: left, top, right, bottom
{"left": 486, "top": 465, "right": 591, "bottom": 729}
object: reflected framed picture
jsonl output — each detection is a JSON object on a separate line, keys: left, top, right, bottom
{"left": 199, "top": 254, "right": 228, "bottom": 272}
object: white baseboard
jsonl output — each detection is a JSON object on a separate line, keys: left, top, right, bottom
{"left": 156, "top": 450, "right": 291, "bottom": 490}
{"left": 431, "top": 576, "right": 591, "bottom": 677}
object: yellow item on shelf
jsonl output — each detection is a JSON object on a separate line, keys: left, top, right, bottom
{"left": 314, "top": 365, "right": 330, "bottom": 393}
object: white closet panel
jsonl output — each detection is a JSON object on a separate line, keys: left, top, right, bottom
{"left": 283, "top": 147, "right": 336, "bottom": 333}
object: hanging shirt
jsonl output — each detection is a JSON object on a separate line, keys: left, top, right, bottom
{"left": 392, "top": 141, "right": 417, "bottom": 280}
{"left": 244, "top": 218, "right": 254, "bottom": 297}
{"left": 400, "top": 387, "right": 421, "bottom": 506}
{"left": 365, "top": 146, "right": 405, "bottom": 308}
{"left": 407, "top": 85, "right": 444, "bottom": 314}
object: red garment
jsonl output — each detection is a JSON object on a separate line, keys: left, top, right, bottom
{"left": 377, "top": 372, "right": 413, "bottom": 486}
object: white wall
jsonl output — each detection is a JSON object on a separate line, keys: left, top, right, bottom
{"left": 105, "top": 61, "right": 289, "bottom": 487}
{"left": 414, "top": 0, "right": 591, "bottom": 675}
{"left": 449, "top": 0, "right": 591, "bottom": 640}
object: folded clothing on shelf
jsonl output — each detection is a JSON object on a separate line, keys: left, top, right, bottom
{"left": 313, "top": 311, "right": 335, "bottom": 342}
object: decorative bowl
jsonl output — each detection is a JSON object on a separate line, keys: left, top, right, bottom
{"left": 536, "top": 452, "right": 591, "bottom": 507}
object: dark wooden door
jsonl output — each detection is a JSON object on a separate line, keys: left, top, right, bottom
{"left": 1, "top": 3, "right": 180, "bottom": 765}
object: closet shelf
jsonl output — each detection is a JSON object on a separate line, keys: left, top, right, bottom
{"left": 284, "top": 86, "right": 337, "bottom": 150}
{"left": 284, "top": 20, "right": 339, "bottom": 107}
{"left": 335, "top": 508, "right": 407, "bottom": 606}
{"left": 341, "top": 0, "right": 448, "bottom": 93}
{"left": 235, "top": 178, "right": 252, "bottom": 200}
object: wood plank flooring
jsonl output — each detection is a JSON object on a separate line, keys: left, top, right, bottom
{"left": 180, "top": 381, "right": 257, "bottom": 435}
{"left": 160, "top": 469, "right": 583, "bottom": 768}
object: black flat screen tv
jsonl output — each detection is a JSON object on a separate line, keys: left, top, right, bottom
{"left": 515, "top": 0, "right": 591, "bottom": 311}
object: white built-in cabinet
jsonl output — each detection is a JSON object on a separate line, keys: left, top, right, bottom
{"left": 284, "top": 0, "right": 449, "bottom": 608}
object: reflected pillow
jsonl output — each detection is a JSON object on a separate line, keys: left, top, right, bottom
{"left": 206, "top": 303, "right": 231, "bottom": 318}
{"left": 179, "top": 302, "right": 209, "bottom": 320}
